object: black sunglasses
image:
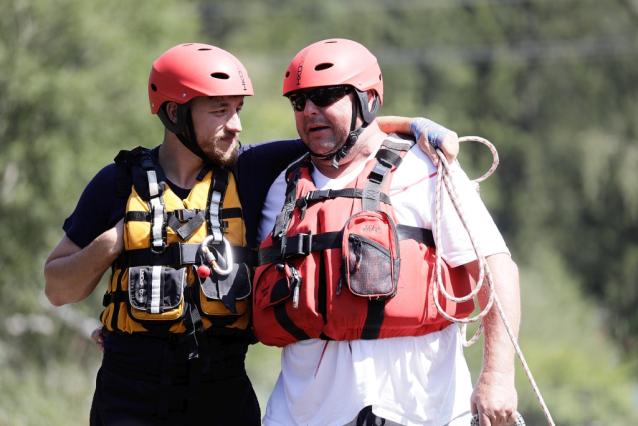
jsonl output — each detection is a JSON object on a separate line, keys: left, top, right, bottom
{"left": 287, "top": 85, "right": 353, "bottom": 112}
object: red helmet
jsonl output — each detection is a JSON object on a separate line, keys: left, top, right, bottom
{"left": 149, "top": 43, "right": 253, "bottom": 115}
{"left": 282, "top": 38, "right": 383, "bottom": 105}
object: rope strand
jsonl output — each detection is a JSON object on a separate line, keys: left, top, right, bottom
{"left": 433, "top": 136, "right": 555, "bottom": 426}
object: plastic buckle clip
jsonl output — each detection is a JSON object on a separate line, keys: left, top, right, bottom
{"left": 369, "top": 163, "right": 388, "bottom": 184}
{"left": 176, "top": 209, "right": 198, "bottom": 222}
{"left": 282, "top": 232, "right": 313, "bottom": 258}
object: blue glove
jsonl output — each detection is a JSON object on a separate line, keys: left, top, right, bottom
{"left": 409, "top": 118, "right": 449, "bottom": 148}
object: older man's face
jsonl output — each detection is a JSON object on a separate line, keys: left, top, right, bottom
{"left": 293, "top": 90, "right": 355, "bottom": 156}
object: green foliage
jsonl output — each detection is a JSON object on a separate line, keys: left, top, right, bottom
{"left": 1, "top": 0, "right": 638, "bottom": 424}
{"left": 0, "top": 0, "right": 200, "bottom": 423}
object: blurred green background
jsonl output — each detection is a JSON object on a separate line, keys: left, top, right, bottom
{"left": 1, "top": 0, "right": 638, "bottom": 424}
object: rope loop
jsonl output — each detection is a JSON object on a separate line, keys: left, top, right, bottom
{"left": 432, "top": 137, "right": 555, "bottom": 426}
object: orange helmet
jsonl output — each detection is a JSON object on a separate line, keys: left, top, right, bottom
{"left": 149, "top": 43, "right": 253, "bottom": 114}
{"left": 283, "top": 38, "right": 382, "bottom": 106}
{"left": 283, "top": 39, "right": 383, "bottom": 168}
{"left": 148, "top": 43, "right": 253, "bottom": 161}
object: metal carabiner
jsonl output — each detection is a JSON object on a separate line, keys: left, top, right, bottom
{"left": 200, "top": 235, "right": 234, "bottom": 276}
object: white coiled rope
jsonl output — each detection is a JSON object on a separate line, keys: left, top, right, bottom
{"left": 433, "top": 136, "right": 555, "bottom": 426}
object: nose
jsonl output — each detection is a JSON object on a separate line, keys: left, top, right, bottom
{"left": 303, "top": 99, "right": 320, "bottom": 117}
{"left": 226, "top": 111, "right": 242, "bottom": 134}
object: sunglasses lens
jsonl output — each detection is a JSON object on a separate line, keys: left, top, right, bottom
{"left": 310, "top": 86, "right": 350, "bottom": 107}
{"left": 289, "top": 94, "right": 306, "bottom": 111}
{"left": 288, "top": 86, "right": 352, "bottom": 111}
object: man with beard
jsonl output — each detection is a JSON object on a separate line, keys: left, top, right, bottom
{"left": 254, "top": 39, "right": 520, "bottom": 426}
{"left": 45, "top": 43, "right": 459, "bottom": 425}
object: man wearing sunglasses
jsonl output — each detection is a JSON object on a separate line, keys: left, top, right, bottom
{"left": 53, "top": 42, "right": 459, "bottom": 425}
{"left": 255, "top": 39, "right": 520, "bottom": 426}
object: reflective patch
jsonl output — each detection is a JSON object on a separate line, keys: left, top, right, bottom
{"left": 150, "top": 265, "right": 162, "bottom": 314}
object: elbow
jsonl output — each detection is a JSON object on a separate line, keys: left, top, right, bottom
{"left": 43, "top": 265, "right": 66, "bottom": 307}
{"left": 44, "top": 282, "right": 65, "bottom": 307}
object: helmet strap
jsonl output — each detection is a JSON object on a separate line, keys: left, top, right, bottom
{"left": 158, "top": 101, "right": 212, "bottom": 164}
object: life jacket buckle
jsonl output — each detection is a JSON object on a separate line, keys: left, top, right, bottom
{"left": 176, "top": 208, "right": 199, "bottom": 222}
{"left": 369, "top": 163, "right": 388, "bottom": 184}
{"left": 282, "top": 232, "right": 313, "bottom": 259}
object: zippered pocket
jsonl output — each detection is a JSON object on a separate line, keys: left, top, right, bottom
{"left": 341, "top": 210, "right": 400, "bottom": 300}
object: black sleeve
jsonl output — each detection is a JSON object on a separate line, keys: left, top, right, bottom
{"left": 237, "top": 139, "right": 308, "bottom": 249}
{"left": 63, "top": 163, "right": 129, "bottom": 249}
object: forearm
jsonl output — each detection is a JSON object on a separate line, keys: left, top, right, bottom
{"left": 44, "top": 231, "right": 122, "bottom": 306}
{"left": 375, "top": 116, "right": 415, "bottom": 134}
{"left": 478, "top": 253, "right": 520, "bottom": 377}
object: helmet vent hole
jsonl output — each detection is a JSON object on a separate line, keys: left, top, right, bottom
{"left": 379, "top": 74, "right": 382, "bottom": 81}
{"left": 151, "top": 84, "right": 157, "bottom": 92}
{"left": 211, "top": 73, "right": 230, "bottom": 80}
{"left": 315, "top": 63, "right": 333, "bottom": 71}
{"left": 182, "top": 43, "right": 193, "bottom": 46}
{"left": 325, "top": 41, "right": 337, "bottom": 44}
{"left": 198, "top": 48, "right": 212, "bottom": 51}
{"left": 285, "top": 71, "right": 290, "bottom": 78}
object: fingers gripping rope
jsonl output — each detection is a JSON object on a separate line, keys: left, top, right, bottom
{"left": 471, "top": 413, "right": 526, "bottom": 426}
{"left": 433, "top": 137, "right": 555, "bottom": 426}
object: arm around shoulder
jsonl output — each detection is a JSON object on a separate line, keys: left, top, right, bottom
{"left": 44, "top": 218, "right": 124, "bottom": 306}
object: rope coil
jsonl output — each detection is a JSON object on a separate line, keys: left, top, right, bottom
{"left": 433, "top": 137, "right": 555, "bottom": 426}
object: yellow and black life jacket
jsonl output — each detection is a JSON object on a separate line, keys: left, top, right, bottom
{"left": 100, "top": 147, "right": 256, "bottom": 342}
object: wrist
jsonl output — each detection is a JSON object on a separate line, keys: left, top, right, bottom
{"left": 409, "top": 118, "right": 450, "bottom": 148}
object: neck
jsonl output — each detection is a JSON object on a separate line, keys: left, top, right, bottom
{"left": 311, "top": 120, "right": 387, "bottom": 179}
{"left": 158, "top": 133, "right": 205, "bottom": 189}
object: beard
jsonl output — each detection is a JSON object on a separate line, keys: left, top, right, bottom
{"left": 299, "top": 118, "right": 349, "bottom": 157}
{"left": 199, "top": 133, "right": 239, "bottom": 166}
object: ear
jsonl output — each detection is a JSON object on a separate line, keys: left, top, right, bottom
{"left": 165, "top": 102, "right": 179, "bottom": 124}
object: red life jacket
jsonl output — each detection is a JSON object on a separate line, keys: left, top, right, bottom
{"left": 253, "top": 136, "right": 474, "bottom": 347}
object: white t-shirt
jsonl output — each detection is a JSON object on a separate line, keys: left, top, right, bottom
{"left": 258, "top": 137, "right": 509, "bottom": 426}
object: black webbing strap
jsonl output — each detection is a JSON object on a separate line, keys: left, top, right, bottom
{"left": 395, "top": 224, "right": 435, "bottom": 248}
{"left": 258, "top": 226, "right": 434, "bottom": 266}
{"left": 114, "top": 150, "right": 131, "bottom": 198}
{"left": 125, "top": 211, "right": 151, "bottom": 222}
{"left": 375, "top": 148, "right": 403, "bottom": 169}
{"left": 196, "top": 164, "right": 214, "bottom": 182}
{"left": 221, "top": 207, "right": 242, "bottom": 219}
{"left": 274, "top": 304, "right": 311, "bottom": 341}
{"left": 296, "top": 189, "right": 392, "bottom": 208}
{"left": 126, "top": 208, "right": 241, "bottom": 223}
{"left": 103, "top": 290, "right": 129, "bottom": 308}
{"left": 116, "top": 244, "right": 258, "bottom": 268}
{"left": 167, "top": 211, "right": 207, "bottom": 241}
{"left": 116, "top": 243, "right": 199, "bottom": 269}
{"left": 361, "top": 139, "right": 409, "bottom": 211}
{"left": 258, "top": 231, "right": 342, "bottom": 266}
{"left": 360, "top": 299, "right": 385, "bottom": 340}
{"left": 272, "top": 155, "right": 310, "bottom": 240}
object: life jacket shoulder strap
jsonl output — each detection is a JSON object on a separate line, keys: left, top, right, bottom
{"left": 114, "top": 146, "right": 153, "bottom": 198}
{"left": 272, "top": 153, "right": 312, "bottom": 240}
{"left": 361, "top": 135, "right": 414, "bottom": 211}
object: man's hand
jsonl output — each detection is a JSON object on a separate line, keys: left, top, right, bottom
{"left": 91, "top": 326, "right": 105, "bottom": 353}
{"left": 471, "top": 371, "right": 518, "bottom": 426}
{"left": 374, "top": 116, "right": 460, "bottom": 166}
{"left": 418, "top": 130, "right": 459, "bottom": 167}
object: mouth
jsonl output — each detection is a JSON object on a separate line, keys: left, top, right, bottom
{"left": 217, "top": 135, "right": 236, "bottom": 145}
{"left": 308, "top": 125, "right": 330, "bottom": 134}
